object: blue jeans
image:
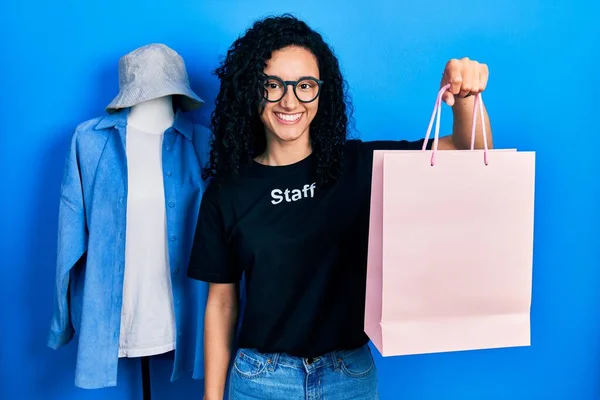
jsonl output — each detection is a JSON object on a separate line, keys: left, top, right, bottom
{"left": 228, "top": 344, "right": 379, "bottom": 399}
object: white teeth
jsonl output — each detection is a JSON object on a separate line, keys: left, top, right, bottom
{"left": 276, "top": 112, "right": 302, "bottom": 122}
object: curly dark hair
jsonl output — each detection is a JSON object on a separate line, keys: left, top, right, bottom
{"left": 202, "top": 14, "right": 353, "bottom": 186}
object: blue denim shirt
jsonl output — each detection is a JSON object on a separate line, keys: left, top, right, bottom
{"left": 47, "top": 108, "right": 210, "bottom": 389}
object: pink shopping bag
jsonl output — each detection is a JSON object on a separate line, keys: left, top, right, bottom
{"left": 364, "top": 85, "right": 536, "bottom": 356}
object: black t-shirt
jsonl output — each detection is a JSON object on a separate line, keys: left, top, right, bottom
{"left": 187, "top": 138, "right": 431, "bottom": 358}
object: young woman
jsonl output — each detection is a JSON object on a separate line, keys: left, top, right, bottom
{"left": 187, "top": 14, "right": 492, "bottom": 400}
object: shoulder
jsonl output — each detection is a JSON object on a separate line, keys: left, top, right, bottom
{"left": 342, "top": 139, "right": 368, "bottom": 157}
{"left": 72, "top": 116, "right": 109, "bottom": 139}
{"left": 69, "top": 116, "right": 113, "bottom": 152}
{"left": 200, "top": 161, "right": 262, "bottom": 209}
{"left": 74, "top": 116, "right": 104, "bottom": 133}
{"left": 200, "top": 173, "right": 242, "bottom": 207}
{"left": 197, "top": 175, "right": 244, "bottom": 229}
{"left": 190, "top": 123, "right": 212, "bottom": 166}
{"left": 201, "top": 178, "right": 222, "bottom": 204}
{"left": 345, "top": 137, "right": 430, "bottom": 154}
{"left": 191, "top": 123, "right": 211, "bottom": 145}
{"left": 344, "top": 139, "right": 364, "bottom": 152}
{"left": 339, "top": 137, "right": 430, "bottom": 175}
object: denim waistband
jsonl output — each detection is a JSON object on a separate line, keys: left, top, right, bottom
{"left": 236, "top": 344, "right": 370, "bottom": 372}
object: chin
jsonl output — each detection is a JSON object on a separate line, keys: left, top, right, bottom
{"left": 272, "top": 128, "right": 306, "bottom": 142}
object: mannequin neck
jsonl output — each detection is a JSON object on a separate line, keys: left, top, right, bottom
{"left": 127, "top": 96, "right": 175, "bottom": 134}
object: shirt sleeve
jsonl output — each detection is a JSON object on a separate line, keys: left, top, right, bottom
{"left": 187, "top": 182, "right": 240, "bottom": 283}
{"left": 48, "top": 131, "right": 87, "bottom": 349}
{"left": 359, "top": 137, "right": 434, "bottom": 152}
{"left": 349, "top": 138, "right": 434, "bottom": 174}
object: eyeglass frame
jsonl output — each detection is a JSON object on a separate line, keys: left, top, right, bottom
{"left": 260, "top": 74, "right": 324, "bottom": 103}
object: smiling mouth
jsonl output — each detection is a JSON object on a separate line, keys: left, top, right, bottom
{"left": 275, "top": 112, "right": 303, "bottom": 124}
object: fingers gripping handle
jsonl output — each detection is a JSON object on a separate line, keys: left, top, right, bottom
{"left": 422, "top": 84, "right": 489, "bottom": 166}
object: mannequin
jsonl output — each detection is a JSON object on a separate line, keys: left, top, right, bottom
{"left": 118, "top": 96, "right": 177, "bottom": 399}
{"left": 120, "top": 95, "right": 176, "bottom": 357}
{"left": 126, "top": 96, "right": 174, "bottom": 134}
{"left": 47, "top": 43, "right": 210, "bottom": 391}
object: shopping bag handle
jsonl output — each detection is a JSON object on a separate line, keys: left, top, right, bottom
{"left": 421, "top": 84, "right": 489, "bottom": 166}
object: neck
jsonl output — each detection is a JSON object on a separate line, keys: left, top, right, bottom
{"left": 127, "top": 96, "right": 175, "bottom": 134}
{"left": 257, "top": 135, "right": 312, "bottom": 166}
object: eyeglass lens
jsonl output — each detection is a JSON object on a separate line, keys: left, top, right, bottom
{"left": 263, "top": 77, "right": 320, "bottom": 102}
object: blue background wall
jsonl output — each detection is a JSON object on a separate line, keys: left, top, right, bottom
{"left": 1, "top": 0, "right": 599, "bottom": 399}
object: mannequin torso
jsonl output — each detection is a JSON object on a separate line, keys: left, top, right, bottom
{"left": 119, "top": 96, "right": 177, "bottom": 358}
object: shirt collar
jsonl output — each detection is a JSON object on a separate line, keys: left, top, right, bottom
{"left": 94, "top": 108, "right": 194, "bottom": 140}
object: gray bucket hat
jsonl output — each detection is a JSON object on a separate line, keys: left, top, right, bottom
{"left": 106, "top": 43, "right": 204, "bottom": 113}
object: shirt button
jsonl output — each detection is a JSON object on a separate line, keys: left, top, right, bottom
{"left": 119, "top": 197, "right": 124, "bottom": 204}
{"left": 166, "top": 146, "right": 171, "bottom": 151}
{"left": 168, "top": 202, "right": 175, "bottom": 208}
{"left": 170, "top": 235, "right": 177, "bottom": 241}
{"left": 173, "top": 268, "right": 179, "bottom": 274}
{"left": 166, "top": 171, "right": 172, "bottom": 176}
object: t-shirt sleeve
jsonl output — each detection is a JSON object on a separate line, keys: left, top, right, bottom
{"left": 187, "top": 183, "right": 240, "bottom": 283}
{"left": 348, "top": 138, "right": 434, "bottom": 172}
{"left": 358, "top": 137, "right": 434, "bottom": 152}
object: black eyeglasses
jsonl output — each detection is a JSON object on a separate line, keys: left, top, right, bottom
{"left": 260, "top": 74, "right": 324, "bottom": 103}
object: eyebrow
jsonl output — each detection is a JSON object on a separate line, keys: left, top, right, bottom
{"left": 262, "top": 74, "right": 320, "bottom": 80}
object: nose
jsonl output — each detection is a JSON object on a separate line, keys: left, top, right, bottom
{"left": 280, "top": 84, "right": 299, "bottom": 110}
